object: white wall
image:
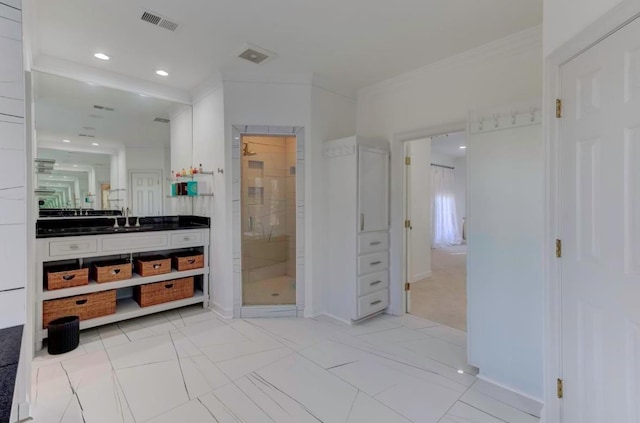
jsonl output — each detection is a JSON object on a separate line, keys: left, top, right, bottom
{"left": 407, "top": 139, "right": 432, "bottom": 282}
{"left": 543, "top": 0, "right": 627, "bottom": 55}
{"left": 0, "top": 3, "right": 26, "bottom": 330}
{"left": 311, "top": 85, "right": 357, "bottom": 315}
{"left": 185, "top": 76, "right": 356, "bottom": 318}
{"left": 170, "top": 105, "right": 194, "bottom": 215}
{"left": 467, "top": 122, "right": 543, "bottom": 400}
{"left": 356, "top": 27, "right": 542, "bottom": 317}
{"left": 454, "top": 156, "right": 467, "bottom": 240}
{"left": 356, "top": 27, "right": 543, "bottom": 399}
{"left": 191, "top": 85, "right": 226, "bottom": 314}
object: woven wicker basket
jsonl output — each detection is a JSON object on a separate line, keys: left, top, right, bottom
{"left": 135, "top": 255, "right": 171, "bottom": 277}
{"left": 43, "top": 290, "right": 116, "bottom": 329}
{"left": 92, "top": 260, "right": 132, "bottom": 283}
{"left": 172, "top": 252, "right": 204, "bottom": 271}
{"left": 134, "top": 277, "right": 194, "bottom": 307}
{"left": 46, "top": 266, "right": 89, "bottom": 290}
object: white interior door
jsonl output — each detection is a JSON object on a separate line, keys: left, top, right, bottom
{"left": 407, "top": 139, "right": 432, "bottom": 283}
{"left": 560, "top": 16, "right": 640, "bottom": 422}
{"left": 130, "top": 170, "right": 162, "bottom": 216}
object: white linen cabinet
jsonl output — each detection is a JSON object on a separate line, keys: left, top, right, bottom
{"left": 324, "top": 136, "right": 390, "bottom": 323}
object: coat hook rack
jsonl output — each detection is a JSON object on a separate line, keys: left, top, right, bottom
{"left": 511, "top": 112, "right": 517, "bottom": 125}
{"left": 217, "top": 168, "right": 224, "bottom": 174}
{"left": 530, "top": 107, "right": 537, "bottom": 122}
{"left": 478, "top": 118, "right": 484, "bottom": 131}
{"left": 493, "top": 114, "right": 500, "bottom": 128}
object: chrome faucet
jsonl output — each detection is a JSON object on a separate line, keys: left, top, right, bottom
{"left": 111, "top": 216, "right": 119, "bottom": 228}
{"left": 124, "top": 207, "right": 131, "bottom": 227}
{"left": 135, "top": 216, "right": 142, "bottom": 227}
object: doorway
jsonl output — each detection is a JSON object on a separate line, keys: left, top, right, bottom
{"left": 404, "top": 131, "right": 467, "bottom": 331}
{"left": 129, "top": 170, "right": 162, "bottom": 216}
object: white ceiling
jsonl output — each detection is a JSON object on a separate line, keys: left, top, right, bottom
{"left": 30, "top": 0, "right": 542, "bottom": 94}
{"left": 431, "top": 131, "right": 466, "bottom": 158}
{"left": 34, "top": 71, "right": 176, "bottom": 149}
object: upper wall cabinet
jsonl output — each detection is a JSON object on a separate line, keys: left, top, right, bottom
{"left": 358, "top": 146, "right": 389, "bottom": 232}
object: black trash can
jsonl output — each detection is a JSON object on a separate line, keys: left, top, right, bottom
{"left": 47, "top": 316, "right": 80, "bottom": 355}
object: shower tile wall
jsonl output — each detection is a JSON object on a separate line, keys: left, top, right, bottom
{"left": 241, "top": 136, "right": 296, "bottom": 305}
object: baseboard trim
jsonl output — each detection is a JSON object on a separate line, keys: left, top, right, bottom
{"left": 321, "top": 312, "right": 353, "bottom": 325}
{"left": 209, "top": 302, "right": 233, "bottom": 319}
{"left": 475, "top": 375, "right": 544, "bottom": 418}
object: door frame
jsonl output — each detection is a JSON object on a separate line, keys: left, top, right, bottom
{"left": 544, "top": 3, "right": 640, "bottom": 422}
{"left": 392, "top": 122, "right": 466, "bottom": 316}
{"left": 128, "top": 169, "right": 164, "bottom": 216}
{"left": 230, "top": 125, "right": 305, "bottom": 319}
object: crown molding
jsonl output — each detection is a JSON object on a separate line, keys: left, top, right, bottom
{"left": 190, "top": 72, "right": 223, "bottom": 104}
{"left": 359, "top": 25, "right": 542, "bottom": 98}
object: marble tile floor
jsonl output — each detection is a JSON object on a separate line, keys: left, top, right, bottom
{"left": 31, "top": 306, "right": 538, "bottom": 423}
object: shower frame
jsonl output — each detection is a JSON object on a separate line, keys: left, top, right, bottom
{"left": 231, "top": 125, "right": 305, "bottom": 318}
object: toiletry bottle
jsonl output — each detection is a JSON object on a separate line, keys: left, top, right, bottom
{"left": 199, "top": 163, "right": 203, "bottom": 173}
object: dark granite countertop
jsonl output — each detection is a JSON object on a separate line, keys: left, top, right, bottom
{"left": 36, "top": 215, "right": 210, "bottom": 239}
{"left": 0, "top": 325, "right": 22, "bottom": 423}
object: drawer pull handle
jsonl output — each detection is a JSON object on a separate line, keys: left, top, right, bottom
{"left": 69, "top": 244, "right": 80, "bottom": 250}
{"left": 183, "top": 237, "right": 190, "bottom": 241}
{"left": 370, "top": 300, "right": 383, "bottom": 306}
{"left": 187, "top": 259, "right": 196, "bottom": 264}
{"left": 111, "top": 269, "right": 121, "bottom": 275}
{"left": 370, "top": 241, "right": 382, "bottom": 246}
{"left": 165, "top": 283, "right": 174, "bottom": 289}
{"left": 153, "top": 264, "right": 162, "bottom": 269}
{"left": 370, "top": 261, "right": 382, "bottom": 266}
{"left": 75, "top": 299, "right": 88, "bottom": 305}
{"left": 62, "top": 274, "right": 76, "bottom": 281}
{"left": 370, "top": 280, "right": 382, "bottom": 286}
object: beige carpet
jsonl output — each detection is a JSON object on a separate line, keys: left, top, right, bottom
{"left": 410, "top": 246, "right": 467, "bottom": 331}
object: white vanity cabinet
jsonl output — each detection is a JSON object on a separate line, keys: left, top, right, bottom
{"left": 35, "top": 228, "right": 210, "bottom": 349}
{"left": 324, "top": 136, "right": 390, "bottom": 323}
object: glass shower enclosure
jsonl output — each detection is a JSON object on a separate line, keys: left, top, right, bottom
{"left": 241, "top": 135, "right": 296, "bottom": 305}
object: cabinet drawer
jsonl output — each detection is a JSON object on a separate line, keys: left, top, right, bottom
{"left": 358, "top": 232, "right": 389, "bottom": 255}
{"left": 357, "top": 289, "right": 389, "bottom": 319}
{"left": 357, "top": 251, "right": 389, "bottom": 275}
{"left": 101, "top": 233, "right": 169, "bottom": 253}
{"left": 170, "top": 231, "right": 204, "bottom": 247}
{"left": 357, "top": 271, "right": 389, "bottom": 297}
{"left": 49, "top": 239, "right": 98, "bottom": 257}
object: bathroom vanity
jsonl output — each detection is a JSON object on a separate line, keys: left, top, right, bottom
{"left": 34, "top": 216, "right": 210, "bottom": 350}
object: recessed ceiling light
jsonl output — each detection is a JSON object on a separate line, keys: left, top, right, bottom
{"left": 92, "top": 142, "right": 100, "bottom": 146}
{"left": 459, "top": 146, "right": 467, "bottom": 149}
{"left": 155, "top": 70, "right": 169, "bottom": 77}
{"left": 73, "top": 165, "right": 78, "bottom": 168}
{"left": 63, "top": 176, "right": 68, "bottom": 178}
{"left": 94, "top": 53, "right": 110, "bottom": 61}
{"left": 234, "top": 137, "right": 239, "bottom": 140}
{"left": 139, "top": 93, "right": 148, "bottom": 97}
{"left": 62, "top": 139, "right": 71, "bottom": 143}
{"left": 457, "top": 369, "right": 464, "bottom": 374}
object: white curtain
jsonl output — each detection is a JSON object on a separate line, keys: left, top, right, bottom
{"left": 431, "top": 166, "right": 461, "bottom": 246}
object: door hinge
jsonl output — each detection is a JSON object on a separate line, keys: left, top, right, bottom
{"left": 405, "top": 156, "right": 411, "bottom": 165}
{"left": 556, "top": 99, "right": 562, "bottom": 118}
{"left": 404, "top": 219, "right": 411, "bottom": 229}
{"left": 556, "top": 239, "right": 562, "bottom": 258}
{"left": 557, "top": 378, "right": 563, "bottom": 399}
{"left": 405, "top": 282, "right": 411, "bottom": 291}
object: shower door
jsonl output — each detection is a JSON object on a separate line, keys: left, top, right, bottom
{"left": 241, "top": 135, "right": 296, "bottom": 305}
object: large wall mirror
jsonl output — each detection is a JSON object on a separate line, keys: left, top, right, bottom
{"left": 33, "top": 71, "right": 192, "bottom": 216}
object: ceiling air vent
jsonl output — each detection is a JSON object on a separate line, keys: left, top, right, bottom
{"left": 154, "top": 117, "right": 170, "bottom": 123}
{"left": 238, "top": 44, "right": 275, "bottom": 65}
{"left": 78, "top": 133, "right": 96, "bottom": 138}
{"left": 141, "top": 10, "right": 179, "bottom": 32}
